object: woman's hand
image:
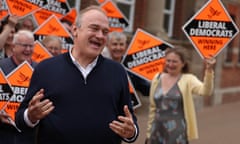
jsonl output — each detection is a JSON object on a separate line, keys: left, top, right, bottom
{"left": 205, "top": 55, "right": 216, "bottom": 72}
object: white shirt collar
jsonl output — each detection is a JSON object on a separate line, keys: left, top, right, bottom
{"left": 69, "top": 47, "right": 98, "bottom": 78}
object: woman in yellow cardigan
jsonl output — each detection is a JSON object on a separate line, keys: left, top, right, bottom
{"left": 146, "top": 47, "right": 216, "bottom": 144}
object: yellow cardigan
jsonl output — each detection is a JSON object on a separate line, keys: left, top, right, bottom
{"left": 146, "top": 71, "right": 214, "bottom": 141}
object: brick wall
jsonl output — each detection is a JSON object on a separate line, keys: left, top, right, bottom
{"left": 80, "top": 0, "right": 98, "bottom": 9}
{"left": 133, "top": 0, "right": 147, "bottom": 31}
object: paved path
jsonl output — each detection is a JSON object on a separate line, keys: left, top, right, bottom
{"left": 191, "top": 101, "right": 240, "bottom": 144}
{"left": 124, "top": 94, "right": 240, "bottom": 144}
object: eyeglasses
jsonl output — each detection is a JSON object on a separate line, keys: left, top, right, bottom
{"left": 15, "top": 43, "right": 34, "bottom": 49}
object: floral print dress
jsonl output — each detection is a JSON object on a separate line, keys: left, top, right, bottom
{"left": 149, "top": 76, "right": 188, "bottom": 144}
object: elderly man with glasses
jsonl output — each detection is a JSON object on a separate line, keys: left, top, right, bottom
{"left": 0, "top": 29, "right": 37, "bottom": 144}
{"left": 0, "top": 29, "right": 37, "bottom": 75}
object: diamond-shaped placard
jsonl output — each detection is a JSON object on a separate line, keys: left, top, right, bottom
{"left": 182, "top": 0, "right": 239, "bottom": 58}
{"left": 121, "top": 28, "right": 173, "bottom": 81}
{"left": 100, "top": 1, "right": 129, "bottom": 32}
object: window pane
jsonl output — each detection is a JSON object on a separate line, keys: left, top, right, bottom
{"left": 163, "top": 14, "right": 170, "bottom": 33}
{"left": 163, "top": 0, "right": 175, "bottom": 37}
{"left": 116, "top": 3, "right": 130, "bottom": 19}
{"left": 116, "top": 0, "right": 135, "bottom": 32}
{"left": 165, "top": 0, "right": 171, "bottom": 10}
{"left": 68, "top": 1, "right": 75, "bottom": 8}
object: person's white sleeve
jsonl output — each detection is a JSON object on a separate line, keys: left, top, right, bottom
{"left": 24, "top": 109, "right": 39, "bottom": 127}
{"left": 123, "top": 124, "right": 138, "bottom": 142}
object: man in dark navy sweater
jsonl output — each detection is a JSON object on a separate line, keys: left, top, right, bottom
{"left": 15, "top": 5, "right": 139, "bottom": 144}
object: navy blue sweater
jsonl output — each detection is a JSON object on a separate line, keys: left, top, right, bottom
{"left": 15, "top": 53, "right": 138, "bottom": 144}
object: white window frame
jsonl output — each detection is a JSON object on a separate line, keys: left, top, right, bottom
{"left": 115, "top": 0, "right": 135, "bottom": 32}
{"left": 75, "top": 0, "right": 81, "bottom": 12}
{"left": 163, "top": 0, "right": 175, "bottom": 37}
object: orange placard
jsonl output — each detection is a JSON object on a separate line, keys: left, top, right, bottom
{"left": 0, "top": 69, "right": 13, "bottom": 111}
{"left": 32, "top": 8, "right": 54, "bottom": 25}
{"left": 58, "top": 0, "right": 67, "bottom": 2}
{"left": 100, "top": 1, "right": 129, "bottom": 32}
{"left": 5, "top": 61, "right": 33, "bottom": 121}
{"left": 7, "top": 61, "right": 33, "bottom": 88}
{"left": 32, "top": 0, "right": 70, "bottom": 25}
{"left": 127, "top": 75, "right": 141, "bottom": 109}
{"left": 0, "top": 69, "right": 18, "bottom": 129}
{"left": 34, "top": 15, "right": 71, "bottom": 37}
{"left": 96, "top": 0, "right": 107, "bottom": 4}
{"left": 32, "top": 41, "right": 53, "bottom": 63}
{"left": 34, "top": 15, "right": 73, "bottom": 51}
{"left": 182, "top": 0, "right": 239, "bottom": 58}
{"left": 60, "top": 8, "right": 77, "bottom": 25}
{"left": 0, "top": 9, "right": 8, "bottom": 21}
{"left": 0, "top": 1, "right": 9, "bottom": 21}
{"left": 122, "top": 29, "right": 173, "bottom": 81}
{"left": 5, "top": 0, "right": 43, "bottom": 17}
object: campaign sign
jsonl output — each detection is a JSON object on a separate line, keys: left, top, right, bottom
{"left": 122, "top": 28, "right": 173, "bottom": 81}
{"left": 0, "top": 0, "right": 9, "bottom": 21}
{"left": 34, "top": 15, "right": 73, "bottom": 52}
{"left": 60, "top": 8, "right": 77, "bottom": 25}
{"left": 6, "top": 61, "right": 33, "bottom": 121}
{"left": 128, "top": 75, "right": 141, "bottom": 109}
{"left": 101, "top": 1, "right": 129, "bottom": 32}
{"left": 5, "top": 0, "right": 46, "bottom": 17}
{"left": 182, "top": 0, "right": 239, "bottom": 58}
{"left": 0, "top": 69, "right": 20, "bottom": 130}
{"left": 96, "top": 0, "right": 107, "bottom": 4}
{"left": 0, "top": 69, "right": 13, "bottom": 111}
{"left": 32, "top": 41, "right": 52, "bottom": 63}
{"left": 32, "top": 0, "right": 70, "bottom": 25}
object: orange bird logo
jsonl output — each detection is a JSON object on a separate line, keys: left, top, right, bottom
{"left": 208, "top": 6, "right": 221, "bottom": 18}
{"left": 137, "top": 39, "right": 150, "bottom": 49}
{"left": 17, "top": 72, "right": 30, "bottom": 84}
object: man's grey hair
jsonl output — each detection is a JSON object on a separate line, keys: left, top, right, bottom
{"left": 75, "top": 5, "right": 107, "bottom": 27}
{"left": 107, "top": 31, "right": 127, "bottom": 43}
{"left": 12, "top": 30, "right": 34, "bottom": 44}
